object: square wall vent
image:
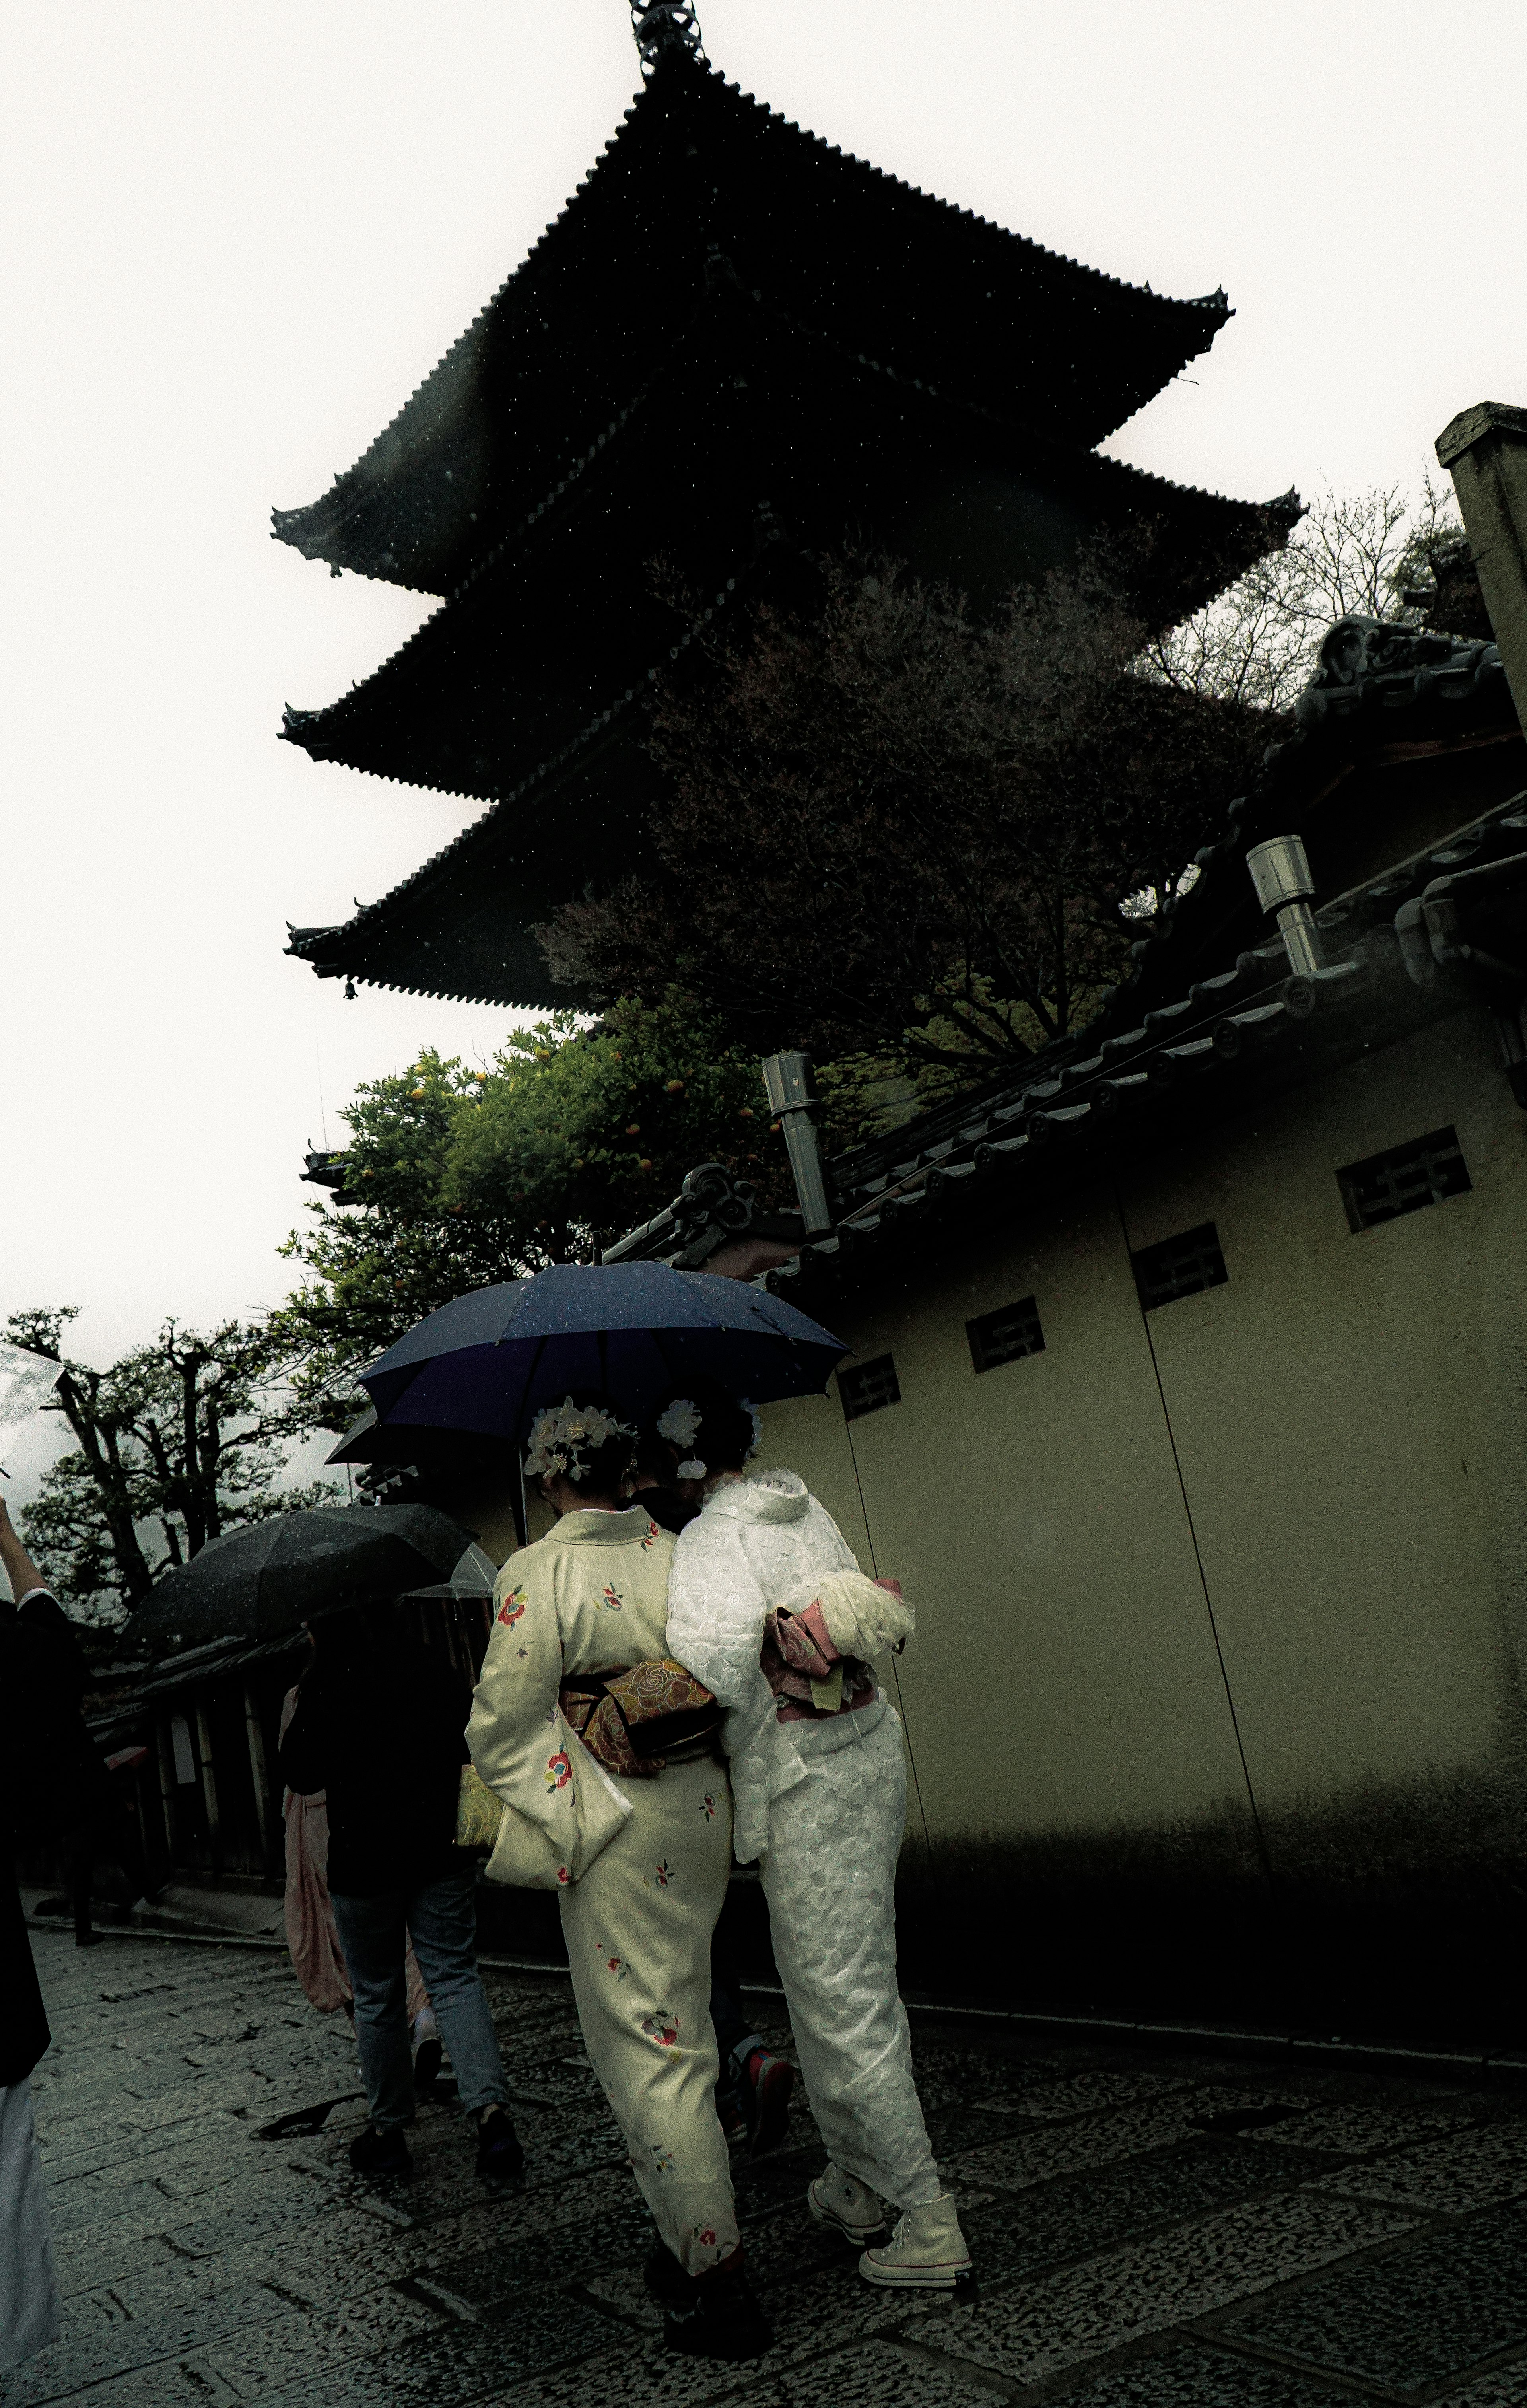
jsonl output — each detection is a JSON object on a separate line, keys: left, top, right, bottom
{"left": 1338, "top": 1126, "right": 1471, "bottom": 1232}
{"left": 839, "top": 1355, "right": 901, "bottom": 1421}
{"left": 1131, "top": 1223, "right": 1228, "bottom": 1312}
{"left": 967, "top": 1297, "right": 1045, "bottom": 1372}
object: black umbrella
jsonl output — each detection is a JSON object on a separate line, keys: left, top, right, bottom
{"left": 124, "top": 1504, "right": 475, "bottom": 1652}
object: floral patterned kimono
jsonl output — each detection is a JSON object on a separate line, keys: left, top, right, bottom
{"left": 667, "top": 1469, "right": 942, "bottom": 2214}
{"left": 467, "top": 1504, "right": 737, "bottom": 2274}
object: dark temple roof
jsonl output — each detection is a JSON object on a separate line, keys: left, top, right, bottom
{"left": 280, "top": 302, "right": 1300, "bottom": 1004}
{"left": 272, "top": 45, "right": 1234, "bottom": 598}
{"left": 278, "top": 35, "right": 1298, "bottom": 1008}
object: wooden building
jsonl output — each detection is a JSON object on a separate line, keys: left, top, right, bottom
{"left": 278, "top": 4, "right": 1295, "bottom": 1009}
{"left": 23, "top": 1601, "right": 494, "bottom": 1918}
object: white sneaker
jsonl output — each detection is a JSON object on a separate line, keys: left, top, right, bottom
{"left": 807, "top": 2161, "right": 889, "bottom": 2245}
{"left": 858, "top": 2196, "right": 974, "bottom": 2291}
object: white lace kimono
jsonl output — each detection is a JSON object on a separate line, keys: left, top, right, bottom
{"left": 667, "top": 1470, "right": 942, "bottom": 2210}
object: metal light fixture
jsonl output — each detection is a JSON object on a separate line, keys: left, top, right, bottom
{"left": 1245, "top": 834, "right": 1324, "bottom": 977}
{"left": 760, "top": 1052, "right": 833, "bottom": 1239}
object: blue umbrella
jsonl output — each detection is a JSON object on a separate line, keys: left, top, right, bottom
{"left": 336, "top": 1262, "right": 847, "bottom": 1457}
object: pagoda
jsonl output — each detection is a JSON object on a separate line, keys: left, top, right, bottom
{"left": 280, "top": 2, "right": 1298, "bottom": 1008}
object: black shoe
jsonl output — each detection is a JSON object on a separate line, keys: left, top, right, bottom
{"left": 349, "top": 2123, "right": 411, "bottom": 2179}
{"left": 743, "top": 2048, "right": 795, "bottom": 2159}
{"left": 75, "top": 1931, "right": 105, "bottom": 1949}
{"left": 664, "top": 2258, "right": 773, "bottom": 2362}
{"left": 475, "top": 2106, "right": 525, "bottom": 2190}
{"left": 643, "top": 2241, "right": 690, "bottom": 2308}
{"left": 412, "top": 2036, "right": 443, "bottom": 2093}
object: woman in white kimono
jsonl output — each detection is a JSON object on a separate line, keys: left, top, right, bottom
{"left": 466, "top": 1396, "right": 769, "bottom": 2363}
{"left": 661, "top": 1388, "right": 973, "bottom": 2293}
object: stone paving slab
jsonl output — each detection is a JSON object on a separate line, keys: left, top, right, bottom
{"left": 950, "top": 2084, "right": 1262, "bottom": 2194}
{"left": 923, "top": 2193, "right": 1420, "bottom": 2387}
{"left": 1446, "top": 2371, "right": 1527, "bottom": 2408}
{"left": 1309, "top": 2117, "right": 1527, "bottom": 2214}
{"left": 1228, "top": 2198, "right": 1527, "bottom": 2392}
{"left": 1055, "top": 2338, "right": 1356, "bottom": 2404}
{"left": 1236, "top": 2093, "right": 1484, "bottom": 2158}
{"left": 17, "top": 1930, "right": 1527, "bottom": 2408}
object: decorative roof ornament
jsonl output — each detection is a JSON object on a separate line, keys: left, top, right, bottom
{"left": 1293, "top": 617, "right": 1501, "bottom": 729}
{"left": 630, "top": 2, "right": 705, "bottom": 76}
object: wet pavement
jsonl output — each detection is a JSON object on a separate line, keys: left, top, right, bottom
{"left": 12, "top": 1928, "right": 1527, "bottom": 2406}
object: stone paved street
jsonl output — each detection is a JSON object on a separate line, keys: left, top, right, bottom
{"left": 11, "top": 1930, "right": 1527, "bottom": 2407}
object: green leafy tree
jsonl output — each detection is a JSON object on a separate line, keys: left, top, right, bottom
{"left": 4, "top": 1309, "right": 333, "bottom": 1622}
{"left": 276, "top": 994, "right": 794, "bottom": 1432}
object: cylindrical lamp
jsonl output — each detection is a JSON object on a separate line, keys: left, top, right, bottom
{"left": 760, "top": 1052, "right": 833, "bottom": 1238}
{"left": 1245, "top": 834, "right": 1324, "bottom": 977}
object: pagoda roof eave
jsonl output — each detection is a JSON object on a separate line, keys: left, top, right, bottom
{"left": 280, "top": 473, "right": 1302, "bottom": 1015}
{"left": 271, "top": 443, "right": 1300, "bottom": 819}
{"left": 271, "top": 47, "right": 1232, "bottom": 596}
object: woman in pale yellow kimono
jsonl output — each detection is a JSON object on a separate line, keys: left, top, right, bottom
{"left": 466, "top": 1396, "right": 768, "bottom": 2365}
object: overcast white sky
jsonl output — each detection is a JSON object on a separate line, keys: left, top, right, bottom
{"left": 2, "top": 0, "right": 1523, "bottom": 1500}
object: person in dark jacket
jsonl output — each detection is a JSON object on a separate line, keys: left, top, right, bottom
{"left": 0, "top": 1497, "right": 64, "bottom": 2368}
{"left": 278, "top": 1599, "right": 521, "bottom": 2186}
{"left": 0, "top": 1497, "right": 152, "bottom": 1947}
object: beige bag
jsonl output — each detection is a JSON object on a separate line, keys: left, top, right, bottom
{"left": 454, "top": 1762, "right": 504, "bottom": 1849}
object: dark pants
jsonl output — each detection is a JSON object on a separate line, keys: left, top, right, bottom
{"left": 709, "top": 1919, "right": 764, "bottom": 2102}
{"left": 66, "top": 1800, "right": 149, "bottom": 1940}
{"left": 332, "top": 1862, "right": 508, "bottom": 2132}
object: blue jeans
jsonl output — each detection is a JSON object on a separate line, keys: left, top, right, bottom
{"left": 332, "top": 1862, "right": 508, "bottom": 2130}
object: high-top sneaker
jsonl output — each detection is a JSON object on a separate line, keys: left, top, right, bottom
{"left": 858, "top": 2196, "right": 975, "bottom": 2292}
{"left": 806, "top": 2161, "right": 890, "bottom": 2247}
{"left": 662, "top": 2249, "right": 772, "bottom": 2362}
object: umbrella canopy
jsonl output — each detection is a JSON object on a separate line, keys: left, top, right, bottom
{"left": 0, "top": 1340, "right": 64, "bottom": 1472}
{"left": 404, "top": 1542, "right": 501, "bottom": 1604}
{"left": 332, "top": 1262, "right": 847, "bottom": 1461}
{"left": 125, "top": 1503, "right": 475, "bottom": 1652}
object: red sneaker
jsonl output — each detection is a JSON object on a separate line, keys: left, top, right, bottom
{"left": 744, "top": 2050, "right": 794, "bottom": 2158}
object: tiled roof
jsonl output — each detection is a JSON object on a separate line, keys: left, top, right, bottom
{"left": 604, "top": 617, "right": 1527, "bottom": 1289}
{"left": 1098, "top": 619, "right": 1520, "bottom": 1036}
{"left": 272, "top": 46, "right": 1232, "bottom": 597}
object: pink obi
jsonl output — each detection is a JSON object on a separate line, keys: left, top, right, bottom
{"left": 761, "top": 1597, "right": 875, "bottom": 1723}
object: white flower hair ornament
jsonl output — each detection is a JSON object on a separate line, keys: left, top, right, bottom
{"left": 524, "top": 1396, "right": 636, "bottom": 1486}
{"left": 657, "top": 1398, "right": 707, "bottom": 1479}
{"left": 657, "top": 1399, "right": 701, "bottom": 1450}
{"left": 656, "top": 1393, "right": 761, "bottom": 1480}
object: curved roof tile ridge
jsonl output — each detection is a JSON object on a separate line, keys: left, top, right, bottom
{"left": 275, "top": 51, "right": 1225, "bottom": 542}
{"left": 723, "top": 64, "right": 1222, "bottom": 307}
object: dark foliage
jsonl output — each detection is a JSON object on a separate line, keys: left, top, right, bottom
{"left": 538, "top": 549, "right": 1281, "bottom": 1070}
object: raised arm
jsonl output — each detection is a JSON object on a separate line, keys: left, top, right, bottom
{"left": 666, "top": 1515, "right": 774, "bottom": 1712}
{"left": 466, "top": 1549, "right": 631, "bottom": 1888}
{"left": 466, "top": 1552, "right": 564, "bottom": 1797}
{"left": 0, "top": 1495, "right": 48, "bottom": 1604}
